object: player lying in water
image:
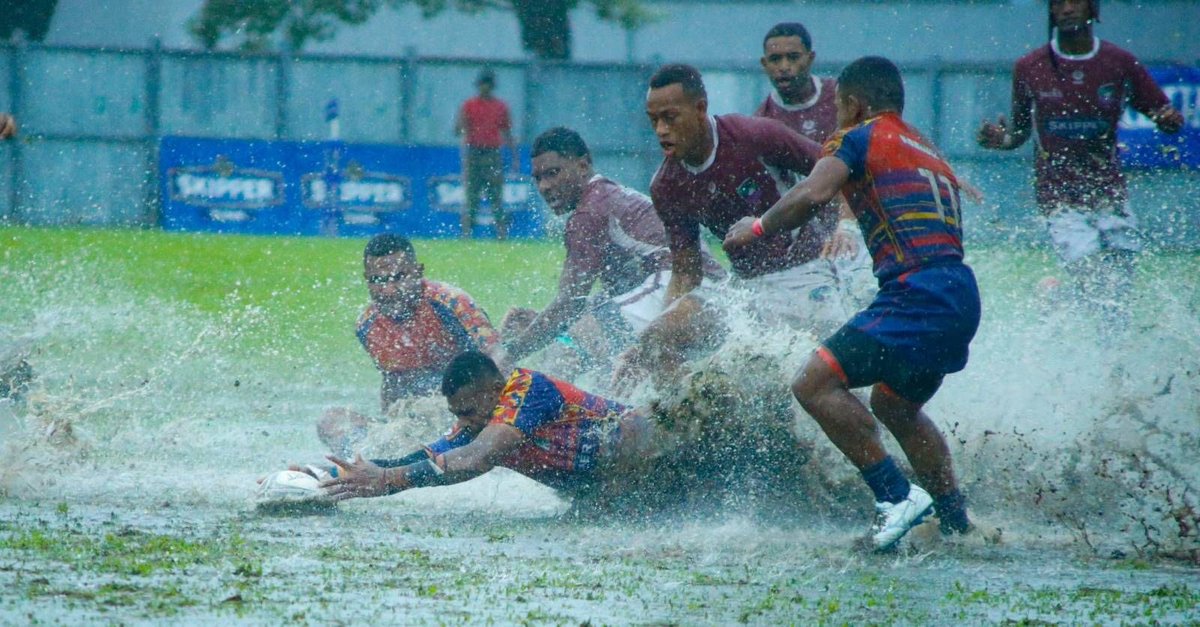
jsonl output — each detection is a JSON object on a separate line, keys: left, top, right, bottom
{"left": 291, "top": 350, "right": 657, "bottom": 500}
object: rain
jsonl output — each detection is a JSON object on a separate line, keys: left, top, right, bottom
{"left": 1, "top": 0, "right": 1198, "bottom": 623}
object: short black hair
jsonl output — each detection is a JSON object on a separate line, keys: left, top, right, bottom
{"left": 837, "top": 56, "right": 905, "bottom": 114}
{"left": 649, "top": 64, "right": 707, "bottom": 101}
{"left": 476, "top": 68, "right": 496, "bottom": 86}
{"left": 763, "top": 22, "right": 812, "bottom": 51}
{"left": 441, "top": 351, "right": 503, "bottom": 397}
{"left": 1049, "top": 0, "right": 1100, "bottom": 39}
{"left": 363, "top": 232, "right": 416, "bottom": 261}
{"left": 532, "top": 127, "right": 591, "bottom": 160}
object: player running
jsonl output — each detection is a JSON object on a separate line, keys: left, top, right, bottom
{"left": 317, "top": 350, "right": 657, "bottom": 499}
{"left": 498, "top": 127, "right": 724, "bottom": 374}
{"left": 726, "top": 56, "right": 979, "bottom": 551}
{"left": 977, "top": 0, "right": 1183, "bottom": 335}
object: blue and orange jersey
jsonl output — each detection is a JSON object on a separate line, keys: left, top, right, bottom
{"left": 825, "top": 112, "right": 965, "bottom": 282}
{"left": 356, "top": 280, "right": 499, "bottom": 377}
{"left": 425, "top": 368, "right": 628, "bottom": 487}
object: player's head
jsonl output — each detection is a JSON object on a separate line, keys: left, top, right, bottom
{"left": 531, "top": 127, "right": 593, "bottom": 215}
{"left": 760, "top": 23, "right": 816, "bottom": 101}
{"left": 363, "top": 233, "right": 424, "bottom": 319}
{"left": 646, "top": 64, "right": 710, "bottom": 164}
{"left": 835, "top": 56, "right": 904, "bottom": 129}
{"left": 441, "top": 351, "right": 506, "bottom": 432}
{"left": 1049, "top": 0, "right": 1098, "bottom": 37}
{"left": 476, "top": 68, "right": 496, "bottom": 96}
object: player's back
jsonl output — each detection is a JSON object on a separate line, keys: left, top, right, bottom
{"left": 829, "top": 113, "right": 965, "bottom": 281}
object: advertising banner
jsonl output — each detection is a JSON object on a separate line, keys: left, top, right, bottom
{"left": 1119, "top": 65, "right": 1200, "bottom": 169}
{"left": 160, "top": 136, "right": 544, "bottom": 238}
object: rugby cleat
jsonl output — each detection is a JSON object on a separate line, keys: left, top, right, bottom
{"left": 870, "top": 484, "right": 934, "bottom": 552}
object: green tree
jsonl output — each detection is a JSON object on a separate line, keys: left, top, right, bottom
{"left": 0, "top": 0, "right": 59, "bottom": 42}
{"left": 189, "top": 0, "right": 656, "bottom": 60}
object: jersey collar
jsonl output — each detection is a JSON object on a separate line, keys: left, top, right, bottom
{"left": 769, "top": 75, "right": 823, "bottom": 112}
{"left": 1050, "top": 30, "right": 1100, "bottom": 61}
{"left": 683, "top": 116, "right": 719, "bottom": 175}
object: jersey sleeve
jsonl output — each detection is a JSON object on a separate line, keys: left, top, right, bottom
{"left": 489, "top": 370, "right": 564, "bottom": 436}
{"left": 425, "top": 422, "right": 477, "bottom": 455}
{"left": 434, "top": 285, "right": 499, "bottom": 352}
{"left": 561, "top": 210, "right": 608, "bottom": 291}
{"left": 1126, "top": 56, "right": 1170, "bottom": 116}
{"left": 1010, "top": 60, "right": 1034, "bottom": 135}
{"left": 826, "top": 125, "right": 870, "bottom": 180}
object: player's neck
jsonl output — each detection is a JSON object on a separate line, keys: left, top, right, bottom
{"left": 781, "top": 75, "right": 817, "bottom": 106}
{"left": 684, "top": 117, "right": 716, "bottom": 169}
{"left": 1054, "top": 26, "right": 1096, "bottom": 56}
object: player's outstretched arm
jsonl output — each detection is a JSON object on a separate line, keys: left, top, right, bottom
{"left": 320, "top": 424, "right": 525, "bottom": 501}
{"left": 725, "top": 156, "right": 848, "bottom": 252}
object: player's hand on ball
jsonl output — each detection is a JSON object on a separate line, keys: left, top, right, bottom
{"left": 321, "top": 453, "right": 394, "bottom": 501}
{"left": 723, "top": 216, "right": 759, "bottom": 253}
{"left": 0, "top": 114, "right": 17, "bottom": 140}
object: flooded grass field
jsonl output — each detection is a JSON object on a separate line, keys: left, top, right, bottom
{"left": 1, "top": 227, "right": 1198, "bottom": 623}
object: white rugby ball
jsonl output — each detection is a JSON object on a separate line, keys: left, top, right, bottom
{"left": 256, "top": 469, "right": 325, "bottom": 502}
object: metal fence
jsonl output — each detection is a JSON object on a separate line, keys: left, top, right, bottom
{"left": 1, "top": 42, "right": 1196, "bottom": 248}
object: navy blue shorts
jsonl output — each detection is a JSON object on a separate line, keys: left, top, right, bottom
{"left": 821, "top": 263, "right": 981, "bottom": 404}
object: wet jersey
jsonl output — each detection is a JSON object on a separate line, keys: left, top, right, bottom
{"left": 357, "top": 281, "right": 498, "bottom": 394}
{"left": 424, "top": 369, "right": 628, "bottom": 488}
{"left": 651, "top": 114, "right": 830, "bottom": 278}
{"left": 827, "top": 112, "right": 965, "bottom": 282}
{"left": 564, "top": 174, "right": 724, "bottom": 296}
{"left": 1011, "top": 39, "right": 1169, "bottom": 209}
{"left": 755, "top": 76, "right": 840, "bottom": 144}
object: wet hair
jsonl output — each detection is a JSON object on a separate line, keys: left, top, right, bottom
{"left": 363, "top": 232, "right": 416, "bottom": 261}
{"left": 649, "top": 64, "right": 707, "bottom": 101}
{"left": 837, "top": 56, "right": 905, "bottom": 114}
{"left": 762, "top": 22, "right": 812, "bottom": 52}
{"left": 1049, "top": 0, "right": 1099, "bottom": 39}
{"left": 441, "top": 351, "right": 502, "bottom": 397}
{"left": 532, "top": 127, "right": 591, "bottom": 160}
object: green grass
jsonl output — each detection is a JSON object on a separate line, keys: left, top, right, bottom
{"left": 1, "top": 226, "right": 564, "bottom": 358}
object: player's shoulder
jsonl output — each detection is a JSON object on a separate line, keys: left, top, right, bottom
{"left": 425, "top": 280, "right": 473, "bottom": 304}
{"left": 1096, "top": 40, "right": 1141, "bottom": 66}
{"left": 356, "top": 304, "right": 378, "bottom": 327}
{"left": 1014, "top": 44, "right": 1053, "bottom": 71}
{"left": 817, "top": 76, "right": 838, "bottom": 98}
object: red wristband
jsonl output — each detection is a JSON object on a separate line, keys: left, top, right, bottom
{"left": 751, "top": 217, "right": 765, "bottom": 238}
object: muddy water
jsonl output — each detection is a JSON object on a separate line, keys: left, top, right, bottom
{"left": 0, "top": 252, "right": 1198, "bottom": 623}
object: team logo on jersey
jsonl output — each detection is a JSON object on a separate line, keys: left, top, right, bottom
{"left": 802, "top": 120, "right": 816, "bottom": 133}
{"left": 736, "top": 178, "right": 762, "bottom": 201}
{"left": 1038, "top": 88, "right": 1064, "bottom": 99}
{"left": 1071, "top": 70, "right": 1085, "bottom": 84}
{"left": 1097, "top": 83, "right": 1117, "bottom": 103}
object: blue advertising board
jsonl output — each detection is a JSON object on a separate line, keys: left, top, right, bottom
{"left": 1119, "top": 65, "right": 1200, "bottom": 169}
{"left": 160, "top": 136, "right": 544, "bottom": 238}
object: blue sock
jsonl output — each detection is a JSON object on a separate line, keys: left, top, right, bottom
{"left": 861, "top": 456, "right": 910, "bottom": 504}
{"left": 934, "top": 490, "right": 971, "bottom": 534}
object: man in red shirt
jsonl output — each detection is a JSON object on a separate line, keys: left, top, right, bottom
{"left": 317, "top": 233, "right": 502, "bottom": 456}
{"left": 977, "top": 0, "right": 1183, "bottom": 335}
{"left": 455, "top": 69, "right": 519, "bottom": 239}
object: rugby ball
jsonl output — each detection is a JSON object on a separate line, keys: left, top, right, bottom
{"left": 256, "top": 469, "right": 325, "bottom": 502}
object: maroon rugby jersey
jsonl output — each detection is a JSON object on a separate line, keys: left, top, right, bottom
{"left": 651, "top": 114, "right": 828, "bottom": 278}
{"left": 564, "top": 175, "right": 724, "bottom": 296}
{"left": 1011, "top": 38, "right": 1169, "bottom": 210}
{"left": 755, "top": 76, "right": 840, "bottom": 143}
